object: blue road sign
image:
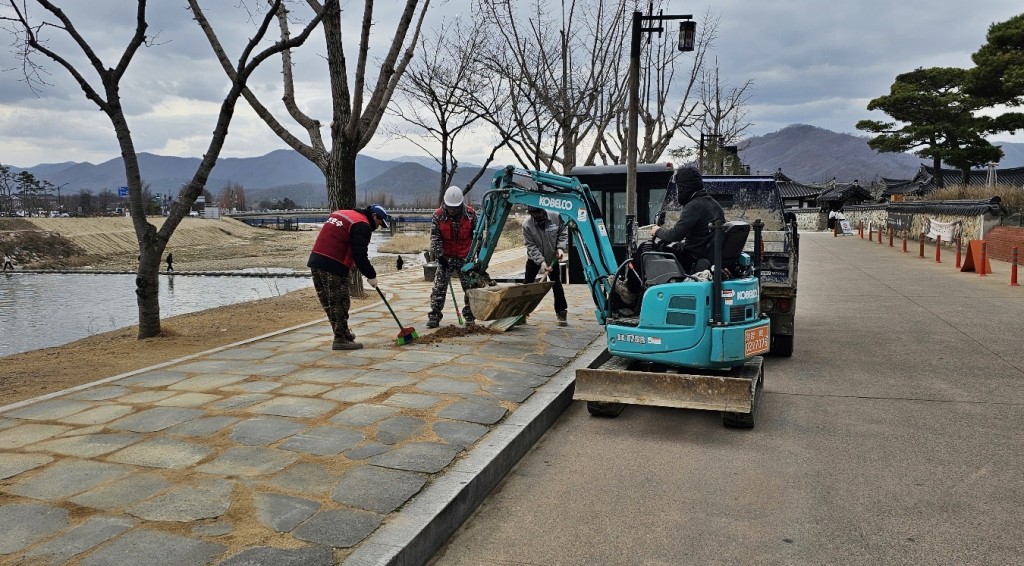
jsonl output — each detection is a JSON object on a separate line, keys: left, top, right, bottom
{"left": 118, "top": 186, "right": 128, "bottom": 197}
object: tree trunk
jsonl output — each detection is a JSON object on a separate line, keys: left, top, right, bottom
{"left": 111, "top": 109, "right": 168, "bottom": 339}
{"left": 328, "top": 145, "right": 357, "bottom": 210}
{"left": 328, "top": 144, "right": 366, "bottom": 298}
{"left": 135, "top": 256, "right": 162, "bottom": 338}
{"left": 932, "top": 155, "right": 945, "bottom": 188}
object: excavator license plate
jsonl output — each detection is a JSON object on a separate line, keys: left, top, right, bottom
{"left": 744, "top": 325, "right": 770, "bottom": 357}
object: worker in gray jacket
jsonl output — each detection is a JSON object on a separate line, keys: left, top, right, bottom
{"left": 523, "top": 206, "right": 569, "bottom": 326}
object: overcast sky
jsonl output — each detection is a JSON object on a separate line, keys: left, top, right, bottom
{"left": 0, "top": 1, "right": 1021, "bottom": 168}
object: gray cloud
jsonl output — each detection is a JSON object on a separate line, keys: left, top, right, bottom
{"left": 1, "top": 0, "right": 1021, "bottom": 168}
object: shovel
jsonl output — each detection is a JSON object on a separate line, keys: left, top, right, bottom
{"left": 449, "top": 280, "right": 465, "bottom": 325}
{"left": 375, "top": 287, "right": 418, "bottom": 345}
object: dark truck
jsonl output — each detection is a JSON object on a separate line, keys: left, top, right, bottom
{"left": 659, "top": 174, "right": 799, "bottom": 356}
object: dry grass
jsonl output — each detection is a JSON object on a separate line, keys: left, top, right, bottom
{"left": 377, "top": 233, "right": 430, "bottom": 255}
{"left": 924, "top": 183, "right": 1024, "bottom": 214}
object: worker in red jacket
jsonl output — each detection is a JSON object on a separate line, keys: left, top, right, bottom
{"left": 308, "top": 204, "right": 390, "bottom": 350}
{"left": 427, "top": 186, "right": 477, "bottom": 328}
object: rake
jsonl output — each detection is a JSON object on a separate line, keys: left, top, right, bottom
{"left": 375, "top": 287, "right": 418, "bottom": 345}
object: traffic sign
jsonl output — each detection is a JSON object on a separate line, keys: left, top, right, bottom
{"left": 118, "top": 186, "right": 128, "bottom": 197}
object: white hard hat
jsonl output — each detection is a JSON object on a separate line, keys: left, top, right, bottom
{"left": 444, "top": 186, "right": 464, "bottom": 207}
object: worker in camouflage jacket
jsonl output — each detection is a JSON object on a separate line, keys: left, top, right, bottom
{"left": 427, "top": 186, "right": 477, "bottom": 328}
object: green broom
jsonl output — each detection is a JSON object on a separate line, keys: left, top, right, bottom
{"left": 376, "top": 287, "right": 418, "bottom": 345}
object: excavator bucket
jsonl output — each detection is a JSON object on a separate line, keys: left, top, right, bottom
{"left": 465, "top": 281, "right": 554, "bottom": 321}
{"left": 575, "top": 351, "right": 763, "bottom": 414}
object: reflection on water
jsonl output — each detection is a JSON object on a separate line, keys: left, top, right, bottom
{"left": 0, "top": 272, "right": 313, "bottom": 357}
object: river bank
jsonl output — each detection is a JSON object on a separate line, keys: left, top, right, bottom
{"left": 0, "top": 215, "right": 525, "bottom": 406}
{"left": 0, "top": 217, "right": 402, "bottom": 405}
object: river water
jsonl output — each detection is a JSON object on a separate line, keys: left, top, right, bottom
{"left": 0, "top": 271, "right": 314, "bottom": 357}
{"left": 0, "top": 234, "right": 407, "bottom": 357}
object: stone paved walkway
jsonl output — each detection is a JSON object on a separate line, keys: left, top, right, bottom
{"left": 0, "top": 249, "right": 603, "bottom": 565}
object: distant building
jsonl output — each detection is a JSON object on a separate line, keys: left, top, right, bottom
{"left": 815, "top": 179, "right": 873, "bottom": 211}
{"left": 881, "top": 164, "right": 1024, "bottom": 200}
{"left": 772, "top": 170, "right": 873, "bottom": 211}
{"left": 773, "top": 170, "right": 821, "bottom": 209}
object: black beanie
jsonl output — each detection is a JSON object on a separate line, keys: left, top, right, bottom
{"left": 675, "top": 166, "right": 703, "bottom": 205}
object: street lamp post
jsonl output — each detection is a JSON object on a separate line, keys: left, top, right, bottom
{"left": 625, "top": 8, "right": 694, "bottom": 256}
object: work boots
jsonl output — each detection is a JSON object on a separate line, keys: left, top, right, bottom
{"left": 332, "top": 328, "right": 362, "bottom": 350}
{"left": 332, "top": 337, "right": 363, "bottom": 350}
{"left": 556, "top": 311, "right": 568, "bottom": 326}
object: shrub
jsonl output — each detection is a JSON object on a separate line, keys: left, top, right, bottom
{"left": 924, "top": 183, "right": 1024, "bottom": 215}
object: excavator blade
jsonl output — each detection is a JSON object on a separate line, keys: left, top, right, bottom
{"left": 575, "top": 352, "right": 762, "bottom": 413}
{"left": 465, "top": 281, "right": 554, "bottom": 321}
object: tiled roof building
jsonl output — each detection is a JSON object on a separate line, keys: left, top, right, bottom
{"left": 881, "top": 165, "right": 1024, "bottom": 198}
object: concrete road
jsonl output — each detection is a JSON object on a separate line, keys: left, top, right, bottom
{"left": 432, "top": 232, "right": 1024, "bottom": 565}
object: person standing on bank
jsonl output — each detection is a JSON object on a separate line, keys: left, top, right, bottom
{"left": 165, "top": 252, "right": 174, "bottom": 272}
{"left": 523, "top": 206, "right": 569, "bottom": 326}
{"left": 653, "top": 166, "right": 725, "bottom": 272}
{"left": 427, "top": 186, "right": 477, "bottom": 328}
{"left": 308, "top": 204, "right": 391, "bottom": 350}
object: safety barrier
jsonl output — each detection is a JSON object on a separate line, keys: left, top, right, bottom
{"left": 1011, "top": 247, "right": 1019, "bottom": 286}
{"left": 859, "top": 223, "right": 1020, "bottom": 287}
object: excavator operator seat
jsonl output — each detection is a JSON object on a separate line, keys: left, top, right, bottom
{"left": 641, "top": 252, "right": 687, "bottom": 286}
{"left": 719, "top": 221, "right": 751, "bottom": 269}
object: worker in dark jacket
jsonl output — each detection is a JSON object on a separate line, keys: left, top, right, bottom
{"left": 308, "top": 204, "right": 390, "bottom": 350}
{"left": 654, "top": 166, "right": 725, "bottom": 272}
{"left": 427, "top": 186, "right": 477, "bottom": 328}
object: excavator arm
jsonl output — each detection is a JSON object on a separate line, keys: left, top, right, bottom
{"left": 462, "top": 165, "right": 621, "bottom": 324}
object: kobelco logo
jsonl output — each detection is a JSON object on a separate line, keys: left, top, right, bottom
{"left": 538, "top": 196, "right": 573, "bottom": 211}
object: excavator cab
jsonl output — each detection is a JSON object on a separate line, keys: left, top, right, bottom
{"left": 605, "top": 219, "right": 768, "bottom": 370}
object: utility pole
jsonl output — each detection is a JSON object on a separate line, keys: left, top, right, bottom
{"left": 625, "top": 7, "right": 695, "bottom": 256}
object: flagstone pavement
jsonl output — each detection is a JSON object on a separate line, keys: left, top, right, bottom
{"left": 0, "top": 248, "right": 605, "bottom": 565}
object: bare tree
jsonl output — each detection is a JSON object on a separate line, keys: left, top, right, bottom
{"left": 198, "top": 0, "right": 431, "bottom": 211}
{"left": 218, "top": 182, "right": 247, "bottom": 211}
{"left": 477, "top": 0, "right": 631, "bottom": 174}
{"left": 690, "top": 62, "right": 753, "bottom": 174}
{"left": 386, "top": 16, "right": 491, "bottom": 204}
{"left": 594, "top": 7, "right": 719, "bottom": 166}
{"left": 3, "top": 0, "right": 330, "bottom": 338}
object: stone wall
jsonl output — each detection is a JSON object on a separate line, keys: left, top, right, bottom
{"left": 841, "top": 206, "right": 994, "bottom": 248}
{"left": 790, "top": 209, "right": 825, "bottom": 232}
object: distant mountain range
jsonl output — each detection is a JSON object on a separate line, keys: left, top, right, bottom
{"left": 10, "top": 124, "right": 1024, "bottom": 207}
{"left": 10, "top": 149, "right": 499, "bottom": 207}
{"left": 738, "top": 124, "right": 1024, "bottom": 184}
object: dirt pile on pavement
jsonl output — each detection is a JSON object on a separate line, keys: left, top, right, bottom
{"left": 412, "top": 324, "right": 502, "bottom": 345}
